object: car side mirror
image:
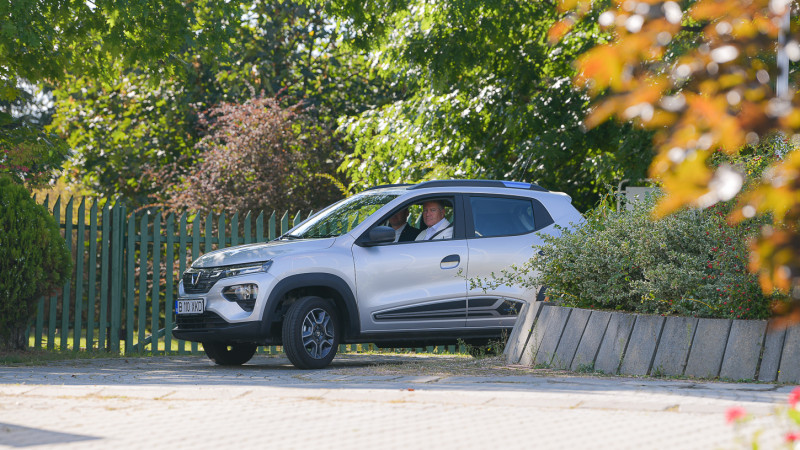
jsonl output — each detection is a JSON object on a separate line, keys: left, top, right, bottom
{"left": 361, "top": 226, "right": 395, "bottom": 247}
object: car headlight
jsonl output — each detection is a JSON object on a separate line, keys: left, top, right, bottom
{"left": 182, "top": 261, "right": 272, "bottom": 293}
{"left": 219, "top": 261, "right": 273, "bottom": 278}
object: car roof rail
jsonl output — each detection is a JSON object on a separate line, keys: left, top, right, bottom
{"left": 408, "top": 179, "right": 549, "bottom": 192}
{"left": 362, "top": 183, "right": 413, "bottom": 192}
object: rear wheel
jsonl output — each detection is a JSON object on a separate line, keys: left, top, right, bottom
{"left": 203, "top": 342, "right": 257, "bottom": 366}
{"left": 282, "top": 296, "right": 340, "bottom": 369}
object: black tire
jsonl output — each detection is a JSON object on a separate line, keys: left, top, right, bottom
{"left": 282, "top": 296, "right": 340, "bottom": 369}
{"left": 203, "top": 342, "right": 257, "bottom": 366}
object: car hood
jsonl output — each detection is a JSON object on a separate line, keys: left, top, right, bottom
{"left": 191, "top": 238, "right": 337, "bottom": 268}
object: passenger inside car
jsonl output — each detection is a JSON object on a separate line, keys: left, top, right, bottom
{"left": 386, "top": 207, "right": 420, "bottom": 242}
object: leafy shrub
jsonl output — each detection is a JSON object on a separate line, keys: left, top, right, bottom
{"left": 482, "top": 194, "right": 774, "bottom": 319}
{"left": 0, "top": 176, "right": 72, "bottom": 349}
{"left": 160, "top": 96, "right": 346, "bottom": 214}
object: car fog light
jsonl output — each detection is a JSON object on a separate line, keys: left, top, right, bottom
{"left": 222, "top": 284, "right": 258, "bottom": 311}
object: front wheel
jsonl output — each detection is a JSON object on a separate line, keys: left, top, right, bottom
{"left": 282, "top": 296, "right": 340, "bottom": 369}
{"left": 203, "top": 342, "right": 257, "bottom": 366}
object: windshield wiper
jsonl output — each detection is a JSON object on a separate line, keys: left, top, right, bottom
{"left": 277, "top": 234, "right": 302, "bottom": 240}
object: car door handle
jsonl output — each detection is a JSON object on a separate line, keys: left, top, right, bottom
{"left": 440, "top": 254, "right": 460, "bottom": 269}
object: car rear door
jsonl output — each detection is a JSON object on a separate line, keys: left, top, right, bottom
{"left": 464, "top": 194, "right": 553, "bottom": 328}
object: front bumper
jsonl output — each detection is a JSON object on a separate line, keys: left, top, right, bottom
{"left": 172, "top": 311, "right": 274, "bottom": 344}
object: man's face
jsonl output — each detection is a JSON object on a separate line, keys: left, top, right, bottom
{"left": 422, "top": 202, "right": 445, "bottom": 227}
{"left": 388, "top": 209, "right": 409, "bottom": 229}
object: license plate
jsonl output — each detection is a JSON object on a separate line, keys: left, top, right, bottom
{"left": 176, "top": 299, "right": 204, "bottom": 315}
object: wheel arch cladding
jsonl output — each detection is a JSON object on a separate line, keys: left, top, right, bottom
{"left": 266, "top": 273, "right": 360, "bottom": 339}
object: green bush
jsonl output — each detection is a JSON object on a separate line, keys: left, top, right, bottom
{"left": 0, "top": 176, "right": 72, "bottom": 349}
{"left": 481, "top": 194, "right": 774, "bottom": 319}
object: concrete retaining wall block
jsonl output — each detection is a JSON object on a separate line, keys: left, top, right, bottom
{"left": 651, "top": 317, "right": 698, "bottom": 377}
{"left": 503, "top": 301, "right": 542, "bottom": 365}
{"left": 519, "top": 304, "right": 554, "bottom": 366}
{"left": 533, "top": 306, "right": 572, "bottom": 367}
{"left": 684, "top": 318, "right": 731, "bottom": 379}
{"left": 570, "top": 310, "right": 612, "bottom": 372}
{"left": 778, "top": 325, "right": 800, "bottom": 383}
{"left": 719, "top": 320, "right": 766, "bottom": 381}
{"left": 594, "top": 313, "right": 636, "bottom": 374}
{"left": 552, "top": 308, "right": 592, "bottom": 370}
{"left": 620, "top": 315, "right": 665, "bottom": 376}
{"left": 758, "top": 327, "right": 787, "bottom": 382}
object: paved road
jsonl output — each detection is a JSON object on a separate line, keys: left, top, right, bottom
{"left": 0, "top": 354, "right": 796, "bottom": 449}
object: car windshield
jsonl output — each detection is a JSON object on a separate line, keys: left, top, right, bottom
{"left": 284, "top": 192, "right": 399, "bottom": 239}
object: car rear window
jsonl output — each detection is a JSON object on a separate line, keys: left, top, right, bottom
{"left": 469, "top": 196, "right": 536, "bottom": 238}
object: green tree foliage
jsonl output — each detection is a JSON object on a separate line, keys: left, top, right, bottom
{"left": 51, "top": 72, "right": 199, "bottom": 204}
{"left": 0, "top": 0, "right": 235, "bottom": 94}
{"left": 51, "top": 2, "right": 400, "bottom": 207}
{"left": 324, "top": 0, "right": 655, "bottom": 210}
{"left": 160, "top": 97, "right": 343, "bottom": 213}
{"left": 0, "top": 176, "right": 72, "bottom": 350}
{"left": 1, "top": 0, "right": 238, "bottom": 187}
{"left": 0, "top": 85, "right": 68, "bottom": 188}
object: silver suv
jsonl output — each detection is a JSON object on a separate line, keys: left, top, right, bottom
{"left": 173, "top": 180, "right": 582, "bottom": 369}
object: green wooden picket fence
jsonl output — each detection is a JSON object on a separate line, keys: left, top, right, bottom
{"left": 29, "top": 196, "right": 459, "bottom": 356}
{"left": 27, "top": 195, "right": 318, "bottom": 355}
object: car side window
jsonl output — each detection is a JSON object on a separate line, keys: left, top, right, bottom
{"left": 407, "top": 202, "right": 454, "bottom": 229}
{"left": 470, "top": 196, "right": 536, "bottom": 238}
{"left": 378, "top": 197, "right": 456, "bottom": 243}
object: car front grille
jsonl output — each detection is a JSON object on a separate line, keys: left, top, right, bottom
{"left": 175, "top": 311, "right": 228, "bottom": 330}
{"left": 182, "top": 270, "right": 224, "bottom": 294}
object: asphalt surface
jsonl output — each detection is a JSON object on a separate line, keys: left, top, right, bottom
{"left": 0, "top": 354, "right": 797, "bottom": 449}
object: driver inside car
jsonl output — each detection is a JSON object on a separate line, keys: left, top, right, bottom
{"left": 416, "top": 200, "right": 453, "bottom": 240}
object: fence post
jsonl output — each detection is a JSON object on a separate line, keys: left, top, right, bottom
{"left": 87, "top": 200, "right": 98, "bottom": 350}
{"left": 137, "top": 212, "right": 149, "bottom": 353}
{"left": 218, "top": 211, "right": 227, "bottom": 250}
{"left": 292, "top": 210, "right": 302, "bottom": 228}
{"left": 204, "top": 211, "right": 213, "bottom": 254}
{"left": 255, "top": 211, "right": 262, "bottom": 242}
{"left": 165, "top": 213, "right": 175, "bottom": 353}
{"left": 280, "top": 211, "right": 288, "bottom": 236}
{"left": 151, "top": 213, "right": 162, "bottom": 353}
{"left": 98, "top": 202, "right": 110, "bottom": 351}
{"left": 61, "top": 197, "right": 73, "bottom": 350}
{"left": 73, "top": 198, "right": 86, "bottom": 351}
{"left": 48, "top": 196, "right": 61, "bottom": 351}
{"left": 125, "top": 210, "right": 136, "bottom": 354}
{"left": 231, "top": 212, "right": 239, "bottom": 247}
{"left": 110, "top": 201, "right": 124, "bottom": 353}
{"left": 266, "top": 211, "right": 274, "bottom": 241}
{"left": 34, "top": 196, "right": 50, "bottom": 350}
{"left": 243, "top": 211, "right": 252, "bottom": 244}
{"left": 193, "top": 213, "right": 203, "bottom": 354}
{"left": 178, "top": 212, "right": 189, "bottom": 354}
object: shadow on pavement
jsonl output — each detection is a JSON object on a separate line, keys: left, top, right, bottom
{"left": 0, "top": 423, "right": 100, "bottom": 448}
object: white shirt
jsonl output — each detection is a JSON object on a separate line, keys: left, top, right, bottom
{"left": 393, "top": 223, "right": 407, "bottom": 242}
{"left": 416, "top": 218, "right": 452, "bottom": 241}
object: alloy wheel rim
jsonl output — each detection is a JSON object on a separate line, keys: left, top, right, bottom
{"left": 300, "top": 308, "right": 334, "bottom": 359}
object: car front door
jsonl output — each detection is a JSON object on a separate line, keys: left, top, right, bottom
{"left": 352, "top": 195, "right": 469, "bottom": 333}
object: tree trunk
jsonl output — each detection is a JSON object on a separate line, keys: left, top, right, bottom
{"left": 0, "top": 323, "right": 28, "bottom": 351}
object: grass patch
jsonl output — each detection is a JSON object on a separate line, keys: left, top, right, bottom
{"left": 0, "top": 348, "right": 130, "bottom": 366}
